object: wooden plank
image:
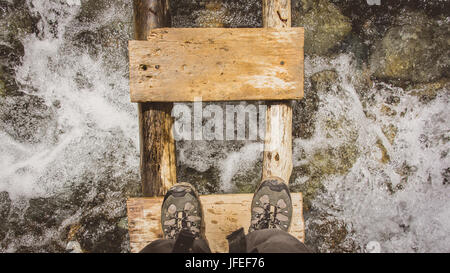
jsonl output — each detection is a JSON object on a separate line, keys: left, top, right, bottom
{"left": 262, "top": 0, "right": 294, "bottom": 184}
{"left": 127, "top": 193, "right": 304, "bottom": 253}
{"left": 133, "top": 0, "right": 177, "bottom": 197}
{"left": 129, "top": 27, "right": 304, "bottom": 102}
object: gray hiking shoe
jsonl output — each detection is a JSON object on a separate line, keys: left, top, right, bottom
{"left": 161, "top": 183, "right": 203, "bottom": 240}
{"left": 249, "top": 177, "right": 293, "bottom": 233}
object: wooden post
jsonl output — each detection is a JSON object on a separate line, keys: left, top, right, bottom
{"left": 262, "top": 0, "right": 293, "bottom": 184}
{"left": 133, "top": 0, "right": 177, "bottom": 196}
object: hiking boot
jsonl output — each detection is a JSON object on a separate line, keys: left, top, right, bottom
{"left": 161, "top": 183, "right": 203, "bottom": 240}
{"left": 249, "top": 177, "right": 293, "bottom": 233}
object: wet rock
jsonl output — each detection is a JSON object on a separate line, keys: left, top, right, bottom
{"left": 177, "top": 165, "right": 221, "bottom": 194}
{"left": 14, "top": 241, "right": 66, "bottom": 253}
{"left": 293, "top": 73, "right": 322, "bottom": 139}
{"left": 233, "top": 158, "right": 262, "bottom": 193}
{"left": 0, "top": 94, "right": 57, "bottom": 144}
{"left": 0, "top": 192, "right": 11, "bottom": 242}
{"left": 117, "top": 217, "right": 128, "bottom": 230}
{"left": 0, "top": 78, "right": 5, "bottom": 97}
{"left": 442, "top": 168, "right": 450, "bottom": 186}
{"left": 0, "top": 0, "right": 39, "bottom": 96}
{"left": 291, "top": 144, "right": 359, "bottom": 210}
{"left": 76, "top": 0, "right": 112, "bottom": 23}
{"left": 380, "top": 104, "right": 397, "bottom": 117}
{"left": 59, "top": 176, "right": 133, "bottom": 253}
{"left": 385, "top": 95, "right": 400, "bottom": 106}
{"left": 311, "top": 144, "right": 359, "bottom": 176}
{"left": 385, "top": 162, "right": 417, "bottom": 194}
{"left": 76, "top": 213, "right": 128, "bottom": 253}
{"left": 310, "top": 70, "right": 339, "bottom": 93}
{"left": 72, "top": 20, "right": 131, "bottom": 59}
{"left": 293, "top": 0, "right": 352, "bottom": 55}
{"left": 370, "top": 12, "right": 449, "bottom": 84}
{"left": 176, "top": 138, "right": 249, "bottom": 193}
{"left": 407, "top": 78, "right": 450, "bottom": 103}
{"left": 331, "top": 0, "right": 450, "bottom": 62}
{"left": 376, "top": 139, "right": 390, "bottom": 164}
{"left": 305, "top": 212, "right": 360, "bottom": 253}
{"left": 66, "top": 241, "right": 83, "bottom": 253}
{"left": 24, "top": 197, "right": 75, "bottom": 229}
{"left": 4, "top": 196, "right": 75, "bottom": 252}
{"left": 382, "top": 124, "right": 398, "bottom": 145}
{"left": 171, "top": 0, "right": 262, "bottom": 28}
{"left": 196, "top": 1, "right": 229, "bottom": 27}
{"left": 0, "top": 43, "right": 24, "bottom": 96}
{"left": 0, "top": 0, "right": 39, "bottom": 43}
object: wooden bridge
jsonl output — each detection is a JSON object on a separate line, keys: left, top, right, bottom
{"left": 127, "top": 0, "right": 305, "bottom": 253}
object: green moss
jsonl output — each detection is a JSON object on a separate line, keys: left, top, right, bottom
{"left": 293, "top": 0, "right": 352, "bottom": 55}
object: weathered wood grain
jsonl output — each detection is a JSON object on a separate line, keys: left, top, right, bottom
{"left": 127, "top": 193, "right": 304, "bottom": 253}
{"left": 129, "top": 28, "right": 304, "bottom": 102}
{"left": 262, "top": 0, "right": 294, "bottom": 184}
{"left": 133, "top": 0, "right": 177, "bottom": 197}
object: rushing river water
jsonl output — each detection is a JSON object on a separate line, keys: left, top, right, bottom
{"left": 0, "top": 0, "right": 449, "bottom": 252}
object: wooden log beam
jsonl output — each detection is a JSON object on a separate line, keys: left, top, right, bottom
{"left": 129, "top": 28, "right": 304, "bottom": 102}
{"left": 262, "top": 0, "right": 295, "bottom": 184}
{"left": 127, "top": 193, "right": 304, "bottom": 253}
{"left": 133, "top": 0, "right": 176, "bottom": 197}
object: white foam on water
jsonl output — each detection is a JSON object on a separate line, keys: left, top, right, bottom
{"left": 0, "top": 0, "right": 138, "bottom": 200}
{"left": 295, "top": 54, "right": 450, "bottom": 252}
{"left": 219, "top": 142, "right": 263, "bottom": 192}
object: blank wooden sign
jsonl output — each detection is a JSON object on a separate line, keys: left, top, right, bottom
{"left": 129, "top": 28, "right": 304, "bottom": 102}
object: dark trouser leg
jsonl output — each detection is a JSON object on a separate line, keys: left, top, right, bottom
{"left": 140, "top": 238, "right": 211, "bottom": 253}
{"left": 245, "top": 229, "right": 312, "bottom": 253}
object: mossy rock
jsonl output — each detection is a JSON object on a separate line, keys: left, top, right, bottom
{"left": 233, "top": 158, "right": 263, "bottom": 193}
{"left": 171, "top": 0, "right": 262, "bottom": 28}
{"left": 310, "top": 144, "right": 359, "bottom": 176}
{"left": 293, "top": 0, "right": 352, "bottom": 55}
{"left": 0, "top": 94, "right": 57, "bottom": 144}
{"left": 76, "top": 0, "right": 112, "bottom": 23}
{"left": 292, "top": 144, "right": 359, "bottom": 210}
{"left": 196, "top": 1, "right": 229, "bottom": 27}
{"left": 382, "top": 124, "right": 398, "bottom": 145}
{"left": 0, "top": 1, "right": 39, "bottom": 39}
{"left": 293, "top": 75, "right": 321, "bottom": 139}
{"left": 407, "top": 78, "right": 450, "bottom": 103}
{"left": 177, "top": 166, "right": 221, "bottom": 195}
{"left": 310, "top": 70, "right": 339, "bottom": 93}
{"left": 0, "top": 0, "right": 32, "bottom": 97}
{"left": 376, "top": 139, "right": 390, "bottom": 164}
{"left": 370, "top": 12, "right": 449, "bottom": 84}
{"left": 305, "top": 212, "right": 360, "bottom": 253}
